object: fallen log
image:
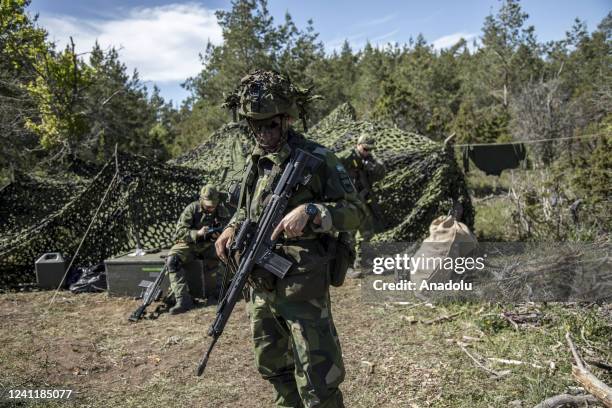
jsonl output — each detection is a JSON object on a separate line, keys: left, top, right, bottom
{"left": 566, "top": 332, "right": 612, "bottom": 408}
{"left": 533, "top": 393, "right": 599, "bottom": 408}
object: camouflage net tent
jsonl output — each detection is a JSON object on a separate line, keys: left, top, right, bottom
{"left": 308, "top": 103, "right": 474, "bottom": 242}
{"left": 0, "top": 154, "right": 204, "bottom": 288}
{"left": 0, "top": 103, "right": 472, "bottom": 288}
{"left": 0, "top": 172, "right": 88, "bottom": 236}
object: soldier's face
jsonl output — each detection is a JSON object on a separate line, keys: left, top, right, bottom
{"left": 249, "top": 117, "right": 283, "bottom": 152}
{"left": 357, "top": 144, "right": 371, "bottom": 158}
{"left": 200, "top": 201, "right": 217, "bottom": 213}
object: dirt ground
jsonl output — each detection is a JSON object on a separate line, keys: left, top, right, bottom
{"left": 1, "top": 280, "right": 610, "bottom": 408}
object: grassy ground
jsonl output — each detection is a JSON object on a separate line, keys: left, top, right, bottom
{"left": 1, "top": 282, "right": 610, "bottom": 408}
{"left": 1, "top": 160, "right": 608, "bottom": 407}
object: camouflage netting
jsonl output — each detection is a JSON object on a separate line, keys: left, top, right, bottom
{"left": 170, "top": 121, "right": 254, "bottom": 187}
{"left": 0, "top": 157, "right": 104, "bottom": 237}
{"left": 0, "top": 153, "right": 204, "bottom": 288}
{"left": 0, "top": 102, "right": 473, "bottom": 288}
{"left": 308, "top": 103, "right": 474, "bottom": 242}
{"left": 0, "top": 172, "right": 88, "bottom": 236}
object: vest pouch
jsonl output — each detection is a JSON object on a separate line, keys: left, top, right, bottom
{"left": 275, "top": 242, "right": 329, "bottom": 301}
{"left": 327, "top": 232, "right": 355, "bottom": 287}
{"left": 249, "top": 266, "right": 277, "bottom": 292}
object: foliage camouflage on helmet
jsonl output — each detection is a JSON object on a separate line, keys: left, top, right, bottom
{"left": 223, "top": 70, "right": 318, "bottom": 124}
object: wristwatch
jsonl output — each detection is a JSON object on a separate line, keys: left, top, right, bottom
{"left": 305, "top": 203, "right": 319, "bottom": 222}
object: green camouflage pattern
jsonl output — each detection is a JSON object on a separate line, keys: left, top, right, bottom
{"left": 199, "top": 184, "right": 220, "bottom": 205}
{"left": 168, "top": 200, "right": 230, "bottom": 298}
{"left": 308, "top": 103, "right": 474, "bottom": 243}
{"left": 168, "top": 243, "right": 220, "bottom": 299}
{"left": 356, "top": 134, "right": 376, "bottom": 149}
{"left": 170, "top": 121, "right": 255, "bottom": 192}
{"left": 172, "top": 200, "right": 230, "bottom": 245}
{"left": 228, "top": 129, "right": 367, "bottom": 233}
{"left": 223, "top": 70, "right": 319, "bottom": 123}
{"left": 0, "top": 171, "right": 88, "bottom": 235}
{"left": 229, "top": 126, "right": 363, "bottom": 407}
{"left": 0, "top": 102, "right": 472, "bottom": 289}
{"left": 338, "top": 147, "right": 386, "bottom": 262}
{"left": 337, "top": 148, "right": 386, "bottom": 199}
{"left": 248, "top": 290, "right": 344, "bottom": 408}
{"left": 0, "top": 153, "right": 206, "bottom": 288}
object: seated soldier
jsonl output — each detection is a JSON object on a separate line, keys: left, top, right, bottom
{"left": 166, "top": 184, "right": 230, "bottom": 314}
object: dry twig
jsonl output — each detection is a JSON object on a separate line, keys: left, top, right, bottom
{"left": 423, "top": 312, "right": 460, "bottom": 325}
{"left": 487, "top": 357, "right": 544, "bottom": 369}
{"left": 501, "top": 312, "right": 520, "bottom": 331}
{"left": 565, "top": 332, "right": 612, "bottom": 407}
{"left": 457, "top": 342, "right": 509, "bottom": 378}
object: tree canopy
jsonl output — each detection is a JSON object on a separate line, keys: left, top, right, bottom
{"left": 1, "top": 0, "right": 610, "bottom": 182}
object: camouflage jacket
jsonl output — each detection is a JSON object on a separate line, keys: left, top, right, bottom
{"left": 228, "top": 130, "right": 367, "bottom": 298}
{"left": 174, "top": 201, "right": 231, "bottom": 246}
{"left": 338, "top": 148, "right": 386, "bottom": 200}
{"left": 229, "top": 129, "right": 367, "bottom": 236}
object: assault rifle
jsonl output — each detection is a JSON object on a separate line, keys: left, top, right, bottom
{"left": 128, "top": 264, "right": 168, "bottom": 322}
{"left": 196, "top": 148, "right": 322, "bottom": 376}
{"left": 128, "top": 227, "right": 223, "bottom": 322}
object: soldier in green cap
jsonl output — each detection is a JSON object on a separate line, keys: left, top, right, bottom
{"left": 166, "top": 184, "right": 230, "bottom": 314}
{"left": 338, "top": 133, "right": 386, "bottom": 272}
{"left": 216, "top": 70, "right": 367, "bottom": 408}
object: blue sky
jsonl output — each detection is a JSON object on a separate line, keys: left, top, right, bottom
{"left": 28, "top": 0, "right": 610, "bottom": 105}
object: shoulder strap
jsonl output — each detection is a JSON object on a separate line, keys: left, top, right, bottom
{"left": 237, "top": 159, "right": 255, "bottom": 216}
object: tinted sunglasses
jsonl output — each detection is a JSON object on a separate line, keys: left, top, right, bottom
{"left": 249, "top": 119, "right": 282, "bottom": 133}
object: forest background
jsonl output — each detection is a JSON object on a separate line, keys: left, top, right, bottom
{"left": 1, "top": 0, "right": 610, "bottom": 240}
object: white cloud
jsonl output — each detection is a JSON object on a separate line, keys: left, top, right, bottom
{"left": 432, "top": 32, "right": 477, "bottom": 50}
{"left": 356, "top": 13, "right": 397, "bottom": 28}
{"left": 39, "top": 3, "right": 223, "bottom": 82}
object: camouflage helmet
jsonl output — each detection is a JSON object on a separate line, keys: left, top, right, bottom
{"left": 199, "top": 184, "right": 219, "bottom": 207}
{"left": 223, "top": 70, "right": 319, "bottom": 126}
{"left": 238, "top": 70, "right": 299, "bottom": 120}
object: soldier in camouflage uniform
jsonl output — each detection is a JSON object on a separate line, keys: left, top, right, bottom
{"left": 166, "top": 184, "right": 230, "bottom": 314}
{"left": 215, "top": 70, "right": 367, "bottom": 408}
{"left": 338, "top": 135, "right": 386, "bottom": 270}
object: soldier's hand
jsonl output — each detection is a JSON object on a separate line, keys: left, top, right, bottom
{"left": 215, "top": 227, "right": 235, "bottom": 262}
{"left": 271, "top": 205, "right": 309, "bottom": 240}
{"left": 196, "top": 225, "right": 209, "bottom": 238}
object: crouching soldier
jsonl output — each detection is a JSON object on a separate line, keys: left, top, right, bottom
{"left": 166, "top": 184, "right": 230, "bottom": 314}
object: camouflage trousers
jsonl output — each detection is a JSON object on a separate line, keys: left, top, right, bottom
{"left": 167, "top": 242, "right": 222, "bottom": 299}
{"left": 352, "top": 202, "right": 377, "bottom": 268}
{"left": 353, "top": 226, "right": 374, "bottom": 269}
{"left": 247, "top": 288, "right": 345, "bottom": 408}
